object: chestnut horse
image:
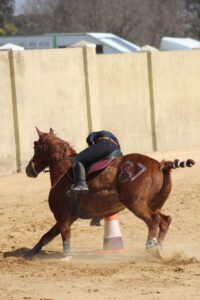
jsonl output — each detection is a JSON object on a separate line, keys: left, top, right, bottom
{"left": 26, "top": 128, "right": 195, "bottom": 259}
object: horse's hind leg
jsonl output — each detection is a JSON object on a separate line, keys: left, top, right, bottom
{"left": 149, "top": 172, "right": 172, "bottom": 246}
{"left": 157, "top": 212, "right": 172, "bottom": 244}
{"left": 125, "top": 199, "right": 161, "bottom": 249}
{"left": 27, "top": 223, "right": 60, "bottom": 257}
{"left": 145, "top": 210, "right": 161, "bottom": 249}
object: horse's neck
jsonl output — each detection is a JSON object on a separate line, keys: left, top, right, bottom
{"left": 49, "top": 159, "right": 71, "bottom": 187}
{"left": 46, "top": 138, "right": 75, "bottom": 187}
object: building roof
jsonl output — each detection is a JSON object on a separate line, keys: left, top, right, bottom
{"left": 86, "top": 32, "right": 140, "bottom": 52}
{"left": 160, "top": 37, "right": 200, "bottom": 50}
{"left": 0, "top": 43, "right": 24, "bottom": 51}
{"left": 0, "top": 32, "right": 140, "bottom": 53}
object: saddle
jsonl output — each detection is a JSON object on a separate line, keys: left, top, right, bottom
{"left": 87, "top": 149, "right": 123, "bottom": 176}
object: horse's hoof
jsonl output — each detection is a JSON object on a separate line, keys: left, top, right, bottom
{"left": 25, "top": 243, "right": 42, "bottom": 258}
{"left": 146, "top": 244, "right": 163, "bottom": 259}
{"left": 90, "top": 219, "right": 101, "bottom": 226}
{"left": 24, "top": 250, "right": 35, "bottom": 259}
{"left": 60, "top": 255, "right": 72, "bottom": 261}
{"left": 145, "top": 239, "right": 158, "bottom": 249}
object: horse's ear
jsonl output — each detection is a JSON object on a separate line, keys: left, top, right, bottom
{"left": 35, "top": 127, "right": 44, "bottom": 137}
{"left": 49, "top": 128, "right": 54, "bottom": 134}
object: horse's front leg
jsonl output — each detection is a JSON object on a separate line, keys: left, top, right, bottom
{"left": 60, "top": 220, "right": 72, "bottom": 260}
{"left": 27, "top": 223, "right": 60, "bottom": 257}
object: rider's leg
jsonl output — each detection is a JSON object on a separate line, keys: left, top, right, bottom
{"left": 71, "top": 160, "right": 89, "bottom": 192}
{"left": 69, "top": 140, "right": 119, "bottom": 194}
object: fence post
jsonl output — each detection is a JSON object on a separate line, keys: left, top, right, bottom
{"left": 81, "top": 43, "right": 102, "bottom": 133}
{"left": 8, "top": 50, "right": 21, "bottom": 172}
{"left": 147, "top": 51, "right": 157, "bottom": 152}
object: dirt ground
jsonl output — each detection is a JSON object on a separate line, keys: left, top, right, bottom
{"left": 0, "top": 146, "right": 200, "bottom": 300}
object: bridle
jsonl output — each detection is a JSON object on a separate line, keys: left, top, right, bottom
{"left": 28, "top": 142, "right": 47, "bottom": 176}
{"left": 30, "top": 160, "right": 39, "bottom": 176}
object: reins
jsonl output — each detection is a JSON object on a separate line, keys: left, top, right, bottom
{"left": 58, "top": 156, "right": 74, "bottom": 161}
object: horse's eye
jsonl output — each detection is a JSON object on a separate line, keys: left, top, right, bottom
{"left": 34, "top": 141, "right": 43, "bottom": 153}
{"left": 34, "top": 141, "right": 38, "bottom": 147}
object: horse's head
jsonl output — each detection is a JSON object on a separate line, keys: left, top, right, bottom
{"left": 26, "top": 127, "right": 76, "bottom": 178}
{"left": 26, "top": 127, "right": 55, "bottom": 178}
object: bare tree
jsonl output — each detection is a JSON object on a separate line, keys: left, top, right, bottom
{"left": 185, "top": 0, "right": 200, "bottom": 39}
{"left": 14, "top": 0, "right": 200, "bottom": 47}
{"left": 0, "top": 0, "right": 14, "bottom": 27}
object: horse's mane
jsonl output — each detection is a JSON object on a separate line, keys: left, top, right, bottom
{"left": 41, "top": 133, "right": 77, "bottom": 161}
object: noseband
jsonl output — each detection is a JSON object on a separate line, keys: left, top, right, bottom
{"left": 30, "top": 160, "right": 39, "bottom": 176}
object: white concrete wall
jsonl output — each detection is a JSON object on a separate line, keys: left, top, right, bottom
{"left": 12, "top": 48, "right": 89, "bottom": 170}
{"left": 96, "top": 52, "right": 153, "bottom": 154}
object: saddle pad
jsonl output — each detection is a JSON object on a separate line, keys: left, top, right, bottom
{"left": 87, "top": 158, "right": 116, "bottom": 176}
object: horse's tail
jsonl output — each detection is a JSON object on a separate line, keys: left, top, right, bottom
{"left": 149, "top": 158, "right": 195, "bottom": 211}
{"left": 160, "top": 159, "right": 195, "bottom": 172}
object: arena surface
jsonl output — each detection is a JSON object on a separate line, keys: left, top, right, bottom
{"left": 0, "top": 146, "right": 200, "bottom": 300}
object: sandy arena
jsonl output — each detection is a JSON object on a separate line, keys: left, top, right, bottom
{"left": 0, "top": 146, "right": 200, "bottom": 300}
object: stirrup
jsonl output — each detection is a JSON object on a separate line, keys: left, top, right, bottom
{"left": 71, "top": 183, "right": 89, "bottom": 192}
{"left": 66, "top": 188, "right": 78, "bottom": 199}
{"left": 65, "top": 181, "right": 89, "bottom": 199}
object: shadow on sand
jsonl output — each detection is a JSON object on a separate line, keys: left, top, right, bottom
{"left": 2, "top": 248, "right": 62, "bottom": 260}
{"left": 2, "top": 247, "right": 198, "bottom": 265}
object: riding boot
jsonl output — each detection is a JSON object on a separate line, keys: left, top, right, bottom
{"left": 71, "top": 160, "right": 89, "bottom": 193}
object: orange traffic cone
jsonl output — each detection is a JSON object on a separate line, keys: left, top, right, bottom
{"left": 102, "top": 214, "right": 125, "bottom": 252}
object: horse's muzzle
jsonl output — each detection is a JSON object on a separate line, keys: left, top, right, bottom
{"left": 26, "top": 162, "right": 38, "bottom": 178}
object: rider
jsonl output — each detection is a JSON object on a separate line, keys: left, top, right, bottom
{"left": 70, "top": 130, "right": 121, "bottom": 194}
